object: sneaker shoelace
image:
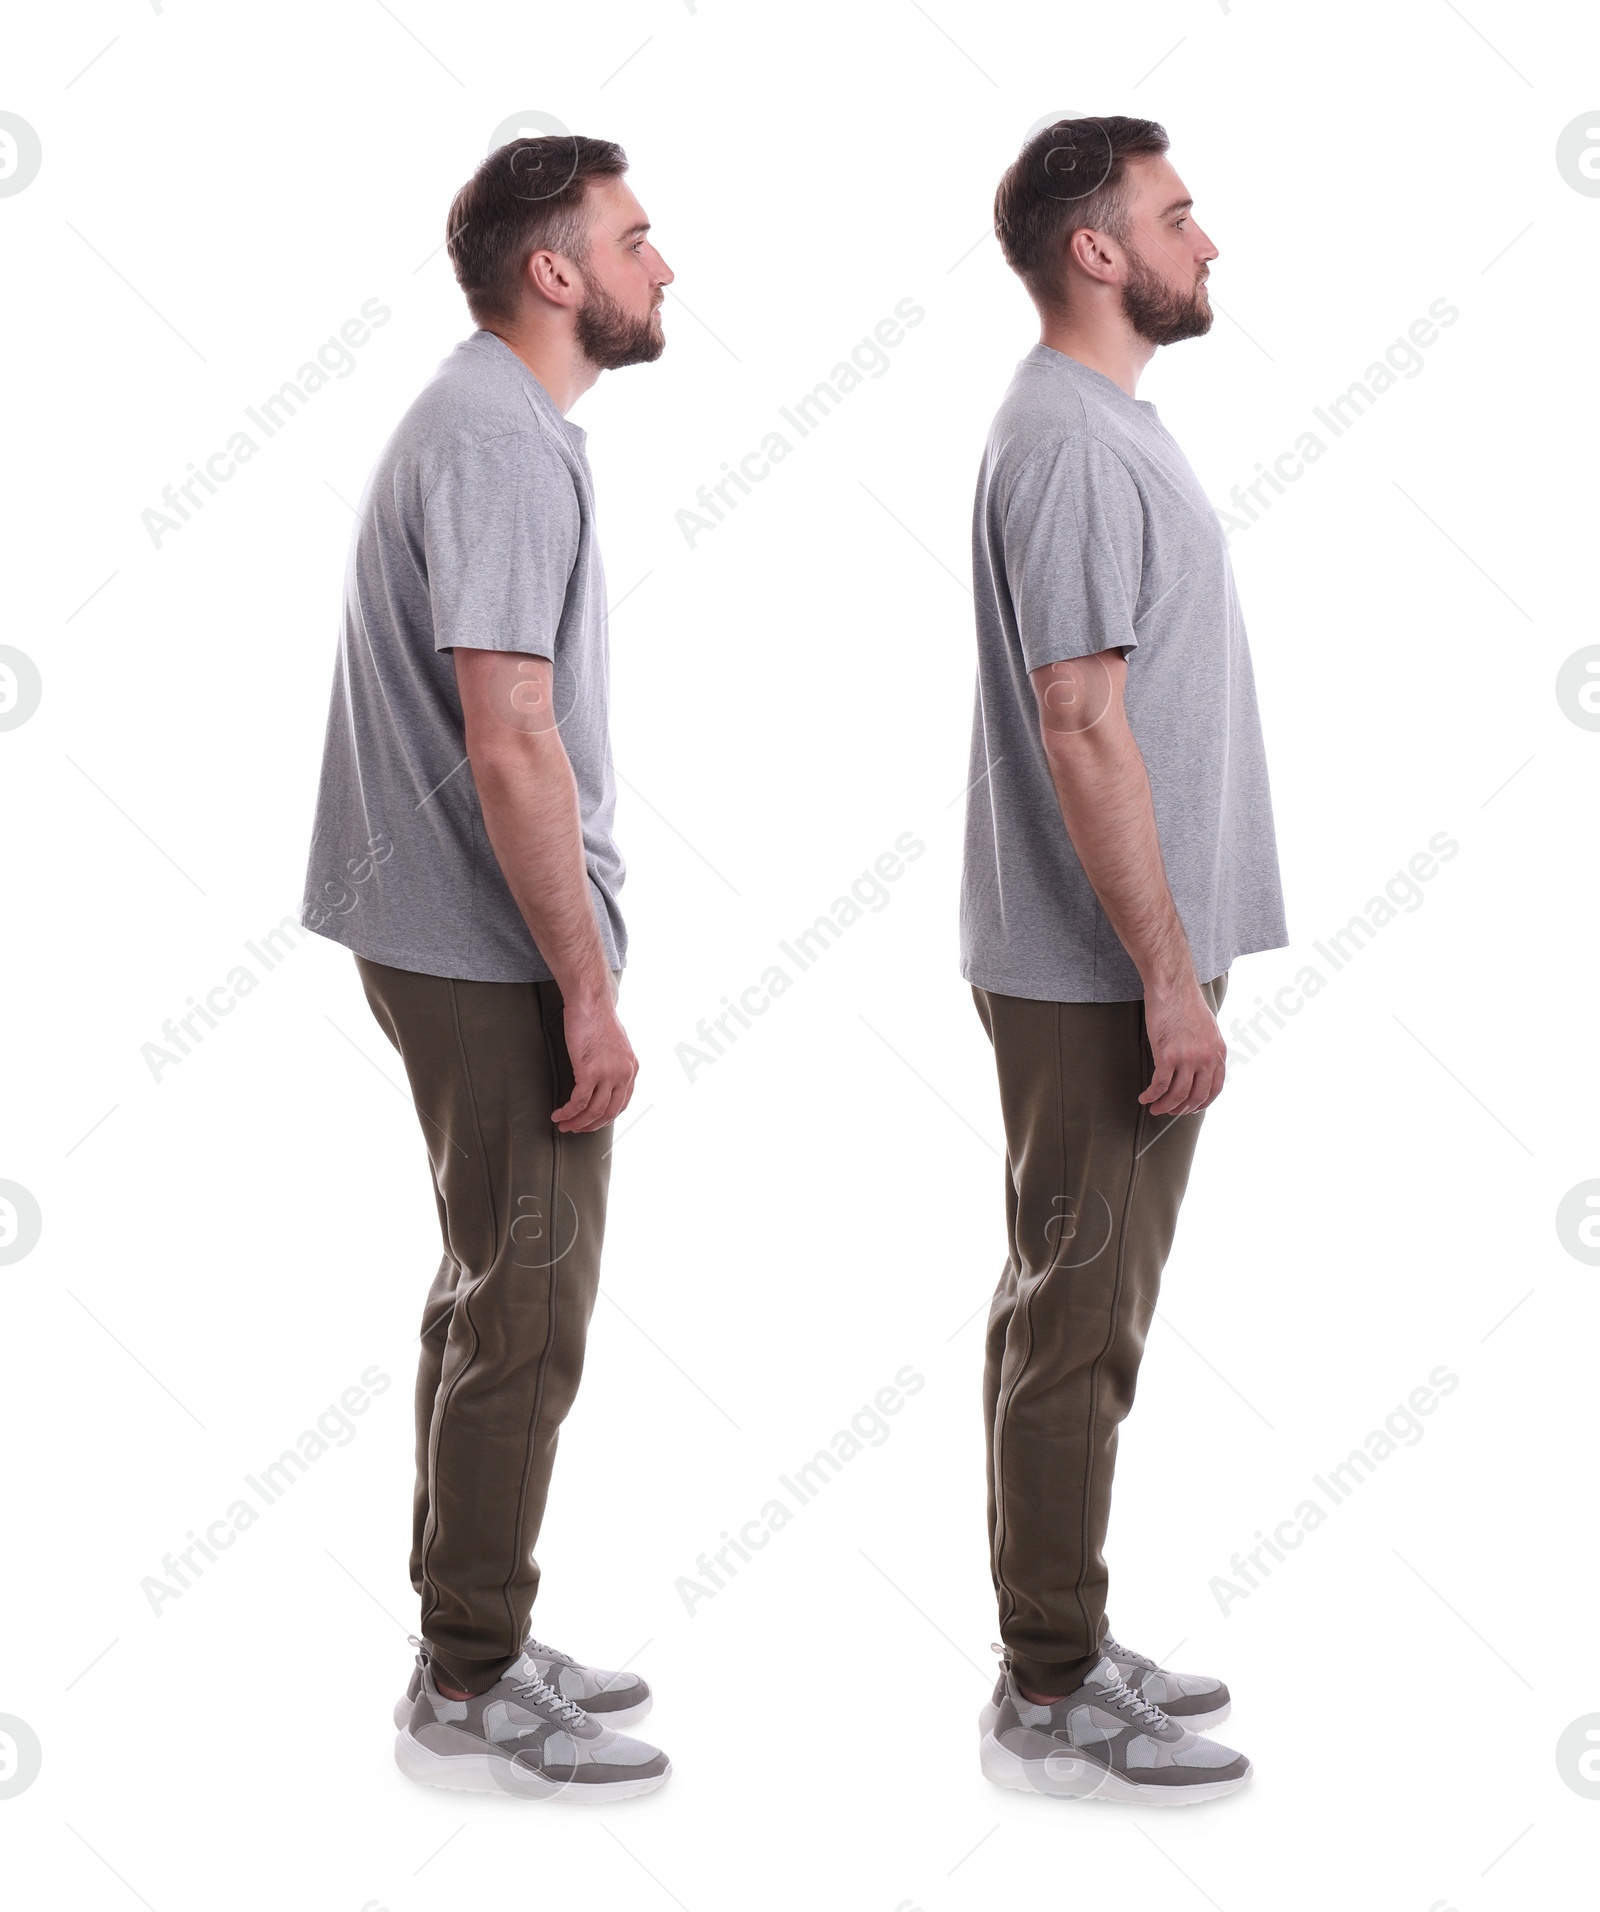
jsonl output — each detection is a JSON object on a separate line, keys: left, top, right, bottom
{"left": 516, "top": 1668, "right": 589, "bottom": 1727}
{"left": 1094, "top": 1674, "right": 1172, "bottom": 1731}
{"left": 992, "top": 1642, "right": 1172, "bottom": 1729}
{"left": 406, "top": 1637, "right": 589, "bottom": 1726}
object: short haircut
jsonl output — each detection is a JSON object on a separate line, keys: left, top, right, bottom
{"left": 446, "top": 136, "right": 630, "bottom": 328}
{"left": 994, "top": 117, "right": 1169, "bottom": 311}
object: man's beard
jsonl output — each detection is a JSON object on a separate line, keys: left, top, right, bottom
{"left": 575, "top": 278, "right": 664, "bottom": 369}
{"left": 1120, "top": 247, "right": 1212, "bottom": 346}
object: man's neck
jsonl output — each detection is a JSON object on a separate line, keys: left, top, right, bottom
{"left": 1036, "top": 315, "right": 1155, "bottom": 400}
{"left": 482, "top": 323, "right": 599, "bottom": 416}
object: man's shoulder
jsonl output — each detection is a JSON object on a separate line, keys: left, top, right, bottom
{"left": 985, "top": 356, "right": 1133, "bottom": 477}
{"left": 381, "top": 334, "right": 577, "bottom": 497}
{"left": 985, "top": 385, "right": 1144, "bottom": 516}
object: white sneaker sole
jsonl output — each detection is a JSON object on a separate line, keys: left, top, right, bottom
{"left": 394, "top": 1729, "right": 670, "bottom": 1802}
{"left": 393, "top": 1691, "right": 653, "bottom": 1732}
{"left": 979, "top": 1730, "right": 1250, "bottom": 1806}
{"left": 978, "top": 1697, "right": 1231, "bottom": 1739}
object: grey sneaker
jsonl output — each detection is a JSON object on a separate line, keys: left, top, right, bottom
{"left": 979, "top": 1656, "right": 1251, "bottom": 1805}
{"left": 979, "top": 1633, "right": 1230, "bottom": 1737}
{"left": 393, "top": 1634, "right": 651, "bottom": 1731}
{"left": 394, "top": 1646, "right": 670, "bottom": 1801}
{"left": 1100, "top": 1631, "right": 1231, "bottom": 1730}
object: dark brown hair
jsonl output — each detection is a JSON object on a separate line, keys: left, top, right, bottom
{"left": 446, "top": 136, "right": 629, "bottom": 328}
{"left": 994, "top": 117, "right": 1169, "bottom": 311}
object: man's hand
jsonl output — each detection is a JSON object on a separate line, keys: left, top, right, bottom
{"left": 552, "top": 989, "right": 638, "bottom": 1133}
{"left": 1139, "top": 980, "right": 1226, "bottom": 1117}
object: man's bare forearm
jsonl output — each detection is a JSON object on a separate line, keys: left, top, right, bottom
{"left": 1029, "top": 643, "right": 1223, "bottom": 1114}
{"left": 472, "top": 737, "right": 613, "bottom": 1007}
{"left": 1042, "top": 723, "right": 1196, "bottom": 997}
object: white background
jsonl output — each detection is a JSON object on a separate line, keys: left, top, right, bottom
{"left": 3, "top": 2, "right": 1597, "bottom": 1908}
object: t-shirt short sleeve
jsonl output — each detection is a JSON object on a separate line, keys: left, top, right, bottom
{"left": 422, "top": 431, "right": 580, "bottom": 657}
{"left": 1004, "top": 434, "right": 1144, "bottom": 672}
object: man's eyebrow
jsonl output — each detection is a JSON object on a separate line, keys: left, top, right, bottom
{"left": 1158, "top": 197, "right": 1193, "bottom": 218}
{"left": 618, "top": 221, "right": 650, "bottom": 240}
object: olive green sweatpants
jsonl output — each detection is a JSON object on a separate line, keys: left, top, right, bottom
{"left": 356, "top": 955, "right": 617, "bottom": 1694}
{"left": 972, "top": 974, "right": 1228, "bottom": 1695}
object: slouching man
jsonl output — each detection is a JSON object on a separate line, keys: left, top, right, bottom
{"left": 301, "top": 135, "right": 674, "bottom": 1802}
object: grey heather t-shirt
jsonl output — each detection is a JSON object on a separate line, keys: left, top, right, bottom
{"left": 300, "top": 329, "right": 623, "bottom": 983}
{"left": 961, "top": 344, "right": 1287, "bottom": 1002}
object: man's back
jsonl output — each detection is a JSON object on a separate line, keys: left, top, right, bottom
{"left": 300, "top": 328, "right": 624, "bottom": 983}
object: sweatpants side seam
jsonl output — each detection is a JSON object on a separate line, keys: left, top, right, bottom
{"left": 991, "top": 996, "right": 1071, "bottom": 1639}
{"left": 418, "top": 978, "right": 499, "bottom": 1645}
{"left": 1069, "top": 1007, "right": 1146, "bottom": 1657}
{"left": 495, "top": 983, "right": 569, "bottom": 1649}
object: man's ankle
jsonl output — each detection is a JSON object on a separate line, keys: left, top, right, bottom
{"left": 435, "top": 1676, "right": 475, "bottom": 1701}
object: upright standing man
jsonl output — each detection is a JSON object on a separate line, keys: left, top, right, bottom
{"left": 963, "top": 117, "right": 1288, "bottom": 1805}
{"left": 301, "top": 136, "right": 674, "bottom": 1800}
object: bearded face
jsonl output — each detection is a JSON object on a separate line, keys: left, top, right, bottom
{"left": 574, "top": 276, "right": 665, "bottom": 369}
{"left": 1119, "top": 240, "right": 1213, "bottom": 346}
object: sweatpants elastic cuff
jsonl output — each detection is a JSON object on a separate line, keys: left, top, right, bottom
{"left": 1009, "top": 1651, "right": 1102, "bottom": 1697}
{"left": 427, "top": 1647, "right": 518, "bottom": 1696}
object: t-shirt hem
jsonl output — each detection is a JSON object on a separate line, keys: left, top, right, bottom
{"left": 302, "top": 915, "right": 626, "bottom": 986}
{"left": 962, "top": 962, "right": 1144, "bottom": 1004}
{"left": 961, "top": 930, "right": 1289, "bottom": 1005}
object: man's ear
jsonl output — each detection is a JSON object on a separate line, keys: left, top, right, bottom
{"left": 526, "top": 247, "right": 581, "bottom": 309}
{"left": 1067, "top": 224, "right": 1120, "bottom": 285}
